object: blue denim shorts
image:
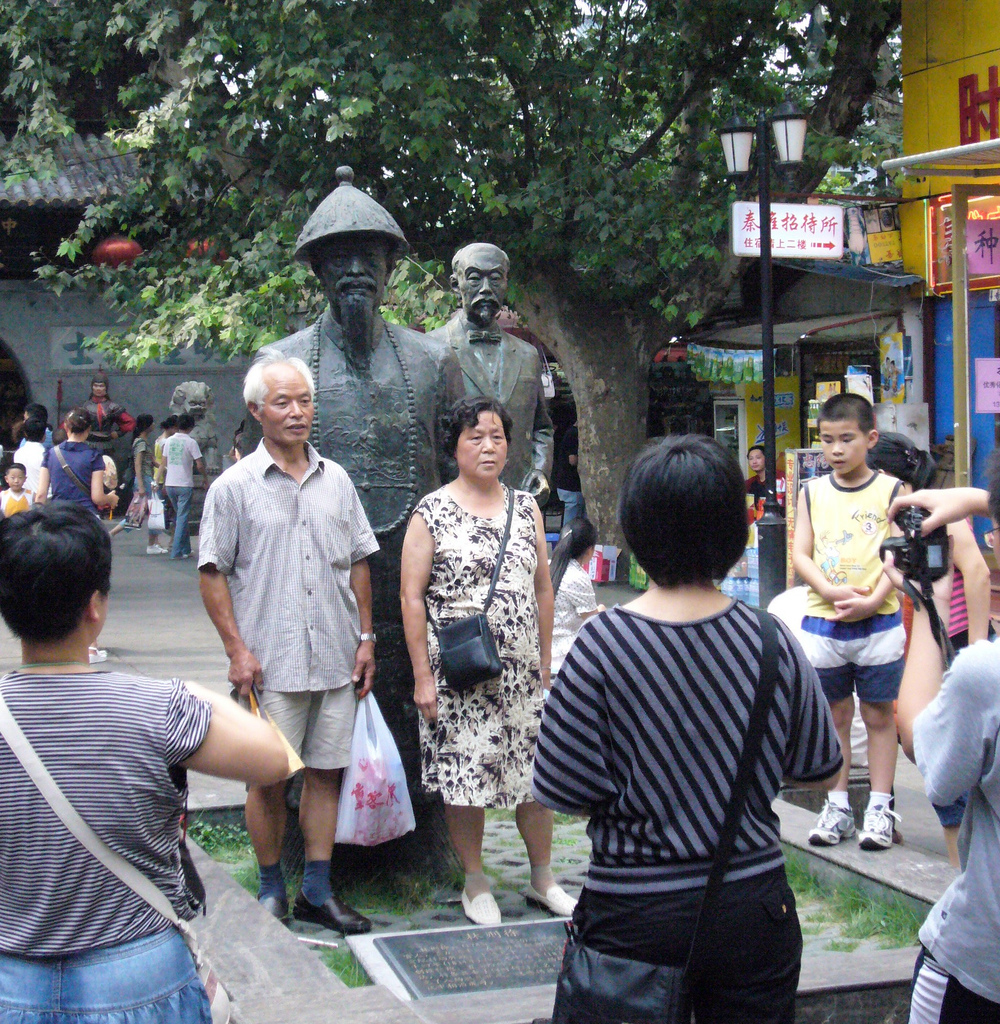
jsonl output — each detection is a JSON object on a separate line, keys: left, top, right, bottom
{"left": 0, "top": 927, "right": 210, "bottom": 1023}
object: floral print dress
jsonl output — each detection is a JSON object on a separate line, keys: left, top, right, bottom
{"left": 415, "top": 487, "right": 544, "bottom": 807}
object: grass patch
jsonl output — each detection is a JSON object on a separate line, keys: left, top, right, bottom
{"left": 785, "top": 853, "right": 924, "bottom": 949}
{"left": 319, "top": 946, "right": 372, "bottom": 987}
{"left": 826, "top": 938, "right": 861, "bottom": 953}
{"left": 187, "top": 820, "right": 252, "bottom": 863}
{"left": 337, "top": 870, "right": 451, "bottom": 916}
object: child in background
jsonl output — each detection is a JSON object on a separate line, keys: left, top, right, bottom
{"left": 548, "top": 517, "right": 605, "bottom": 679}
{"left": 792, "top": 393, "right": 905, "bottom": 851}
{"left": 1, "top": 464, "right": 33, "bottom": 517}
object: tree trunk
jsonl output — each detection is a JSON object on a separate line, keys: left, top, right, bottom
{"left": 521, "top": 271, "right": 668, "bottom": 553}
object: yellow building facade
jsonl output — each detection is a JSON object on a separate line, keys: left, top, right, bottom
{"left": 900, "top": 1, "right": 1000, "bottom": 285}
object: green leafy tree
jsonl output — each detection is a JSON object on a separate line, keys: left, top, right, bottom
{"left": 2, "top": 0, "right": 900, "bottom": 538}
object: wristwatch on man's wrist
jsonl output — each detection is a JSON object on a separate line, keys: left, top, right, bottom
{"left": 359, "top": 632, "right": 377, "bottom": 644}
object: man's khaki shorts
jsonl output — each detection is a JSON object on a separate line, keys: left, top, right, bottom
{"left": 257, "top": 685, "right": 357, "bottom": 770}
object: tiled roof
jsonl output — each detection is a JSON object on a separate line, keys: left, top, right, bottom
{"left": 0, "top": 133, "right": 138, "bottom": 209}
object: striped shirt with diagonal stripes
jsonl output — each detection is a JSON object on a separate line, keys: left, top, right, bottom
{"left": 0, "top": 670, "right": 212, "bottom": 957}
{"left": 533, "top": 601, "right": 842, "bottom": 894}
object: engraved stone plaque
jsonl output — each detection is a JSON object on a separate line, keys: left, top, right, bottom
{"left": 370, "top": 920, "right": 566, "bottom": 998}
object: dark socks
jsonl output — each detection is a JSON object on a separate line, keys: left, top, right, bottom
{"left": 258, "top": 861, "right": 285, "bottom": 902}
{"left": 301, "top": 858, "right": 333, "bottom": 906}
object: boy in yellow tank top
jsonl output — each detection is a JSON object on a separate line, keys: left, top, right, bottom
{"left": 792, "top": 394, "right": 904, "bottom": 852}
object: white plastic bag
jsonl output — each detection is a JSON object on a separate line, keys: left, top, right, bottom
{"left": 147, "top": 493, "right": 166, "bottom": 532}
{"left": 335, "top": 694, "right": 415, "bottom": 846}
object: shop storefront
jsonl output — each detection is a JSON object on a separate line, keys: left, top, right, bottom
{"left": 885, "top": 2, "right": 1000, "bottom": 538}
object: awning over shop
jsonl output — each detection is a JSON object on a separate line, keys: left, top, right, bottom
{"left": 774, "top": 259, "right": 922, "bottom": 288}
{"left": 883, "top": 138, "right": 1000, "bottom": 178}
{"left": 688, "top": 310, "right": 899, "bottom": 348}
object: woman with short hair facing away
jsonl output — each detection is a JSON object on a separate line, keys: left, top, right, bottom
{"left": 0, "top": 503, "right": 289, "bottom": 1022}
{"left": 533, "top": 435, "right": 843, "bottom": 1023}
{"left": 401, "top": 396, "right": 574, "bottom": 926}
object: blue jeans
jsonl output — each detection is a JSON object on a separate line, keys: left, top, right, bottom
{"left": 0, "top": 927, "right": 211, "bottom": 1023}
{"left": 557, "top": 488, "right": 586, "bottom": 527}
{"left": 165, "top": 486, "right": 193, "bottom": 558}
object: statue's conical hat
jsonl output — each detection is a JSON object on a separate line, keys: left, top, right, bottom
{"left": 294, "top": 166, "right": 409, "bottom": 262}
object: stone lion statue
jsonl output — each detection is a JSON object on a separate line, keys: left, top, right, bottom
{"left": 169, "top": 381, "right": 221, "bottom": 474}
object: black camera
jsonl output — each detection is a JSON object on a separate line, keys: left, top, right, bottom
{"left": 880, "top": 505, "right": 950, "bottom": 585}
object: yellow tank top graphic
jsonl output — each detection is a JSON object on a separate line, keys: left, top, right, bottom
{"left": 1, "top": 491, "right": 31, "bottom": 517}
{"left": 804, "top": 472, "right": 901, "bottom": 619}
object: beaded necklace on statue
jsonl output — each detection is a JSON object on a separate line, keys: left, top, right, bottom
{"left": 308, "top": 316, "right": 419, "bottom": 535}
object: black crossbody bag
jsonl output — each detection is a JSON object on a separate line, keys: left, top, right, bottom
{"left": 551, "top": 609, "right": 781, "bottom": 1024}
{"left": 428, "top": 487, "right": 515, "bottom": 692}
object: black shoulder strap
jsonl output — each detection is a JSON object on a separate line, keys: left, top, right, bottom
{"left": 685, "top": 608, "right": 781, "bottom": 972}
{"left": 482, "top": 486, "right": 516, "bottom": 614}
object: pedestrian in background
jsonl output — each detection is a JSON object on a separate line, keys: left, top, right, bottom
{"left": 156, "top": 414, "right": 206, "bottom": 560}
{"left": 15, "top": 418, "right": 46, "bottom": 497}
{"left": 548, "top": 517, "right": 604, "bottom": 679}
{"left": 35, "top": 408, "right": 118, "bottom": 519}
{"left": 1, "top": 464, "right": 32, "bottom": 517}
{"left": 134, "top": 415, "right": 167, "bottom": 554}
{"left": 553, "top": 423, "right": 585, "bottom": 526}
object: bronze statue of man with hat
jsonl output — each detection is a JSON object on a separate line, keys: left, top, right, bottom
{"left": 241, "top": 166, "right": 463, "bottom": 802}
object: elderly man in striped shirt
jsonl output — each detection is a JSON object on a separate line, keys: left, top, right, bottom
{"left": 198, "top": 348, "right": 379, "bottom": 935}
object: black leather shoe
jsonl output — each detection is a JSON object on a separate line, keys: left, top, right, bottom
{"left": 293, "top": 892, "right": 372, "bottom": 935}
{"left": 258, "top": 893, "right": 289, "bottom": 922}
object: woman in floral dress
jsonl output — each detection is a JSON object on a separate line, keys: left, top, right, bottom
{"left": 401, "top": 397, "right": 574, "bottom": 926}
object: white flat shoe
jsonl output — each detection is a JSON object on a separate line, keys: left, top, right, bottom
{"left": 88, "top": 648, "right": 108, "bottom": 664}
{"left": 524, "top": 883, "right": 577, "bottom": 918}
{"left": 461, "top": 890, "right": 501, "bottom": 926}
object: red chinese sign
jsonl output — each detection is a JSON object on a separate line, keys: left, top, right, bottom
{"left": 928, "top": 193, "right": 1000, "bottom": 295}
{"left": 959, "top": 66, "right": 1000, "bottom": 145}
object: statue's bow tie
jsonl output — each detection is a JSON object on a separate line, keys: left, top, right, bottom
{"left": 467, "top": 328, "right": 503, "bottom": 344}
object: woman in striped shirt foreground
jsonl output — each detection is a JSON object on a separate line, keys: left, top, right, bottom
{"left": 0, "top": 502, "right": 290, "bottom": 1023}
{"left": 533, "top": 435, "right": 842, "bottom": 1024}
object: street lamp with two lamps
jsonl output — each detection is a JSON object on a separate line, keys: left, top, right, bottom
{"left": 717, "top": 100, "right": 809, "bottom": 609}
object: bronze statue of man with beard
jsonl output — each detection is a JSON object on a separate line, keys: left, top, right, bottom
{"left": 242, "top": 167, "right": 464, "bottom": 792}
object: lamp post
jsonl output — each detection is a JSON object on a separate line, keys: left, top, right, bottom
{"left": 718, "top": 101, "right": 808, "bottom": 609}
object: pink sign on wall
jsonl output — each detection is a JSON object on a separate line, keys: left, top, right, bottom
{"left": 967, "top": 220, "right": 1000, "bottom": 275}
{"left": 975, "top": 358, "right": 1000, "bottom": 414}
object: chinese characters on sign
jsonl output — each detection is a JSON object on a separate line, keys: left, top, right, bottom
{"left": 975, "top": 359, "right": 1000, "bottom": 414}
{"left": 928, "top": 194, "right": 1000, "bottom": 295}
{"left": 731, "top": 202, "right": 844, "bottom": 259}
{"left": 959, "top": 66, "right": 1000, "bottom": 145}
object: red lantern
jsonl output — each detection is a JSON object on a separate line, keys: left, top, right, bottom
{"left": 91, "top": 235, "right": 143, "bottom": 268}
{"left": 186, "top": 239, "right": 228, "bottom": 263}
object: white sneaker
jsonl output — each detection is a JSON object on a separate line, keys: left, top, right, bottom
{"left": 146, "top": 544, "right": 168, "bottom": 555}
{"left": 808, "top": 800, "right": 856, "bottom": 846}
{"left": 859, "top": 805, "right": 901, "bottom": 850}
{"left": 88, "top": 648, "right": 108, "bottom": 665}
